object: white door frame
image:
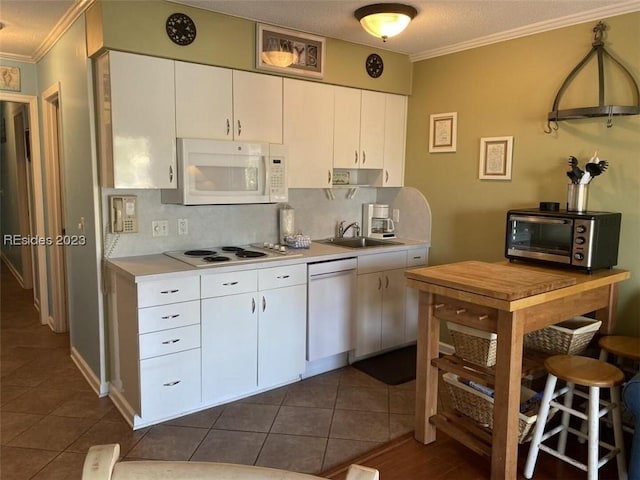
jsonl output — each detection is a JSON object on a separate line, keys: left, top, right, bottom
{"left": 41, "top": 83, "right": 68, "bottom": 333}
{"left": 11, "top": 108, "right": 34, "bottom": 289}
{"left": 0, "top": 92, "right": 48, "bottom": 326}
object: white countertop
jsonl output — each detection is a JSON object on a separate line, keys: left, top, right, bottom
{"left": 105, "top": 238, "right": 429, "bottom": 282}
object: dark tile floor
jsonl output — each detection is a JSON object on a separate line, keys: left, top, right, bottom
{"left": 0, "top": 265, "right": 415, "bottom": 479}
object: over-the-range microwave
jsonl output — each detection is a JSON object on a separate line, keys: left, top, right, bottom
{"left": 161, "top": 139, "right": 287, "bottom": 205}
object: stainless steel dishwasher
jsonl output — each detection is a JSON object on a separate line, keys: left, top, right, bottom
{"left": 307, "top": 257, "right": 357, "bottom": 362}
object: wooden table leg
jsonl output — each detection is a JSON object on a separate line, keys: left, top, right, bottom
{"left": 415, "top": 291, "right": 439, "bottom": 444}
{"left": 595, "top": 283, "right": 618, "bottom": 335}
{"left": 491, "top": 310, "right": 525, "bottom": 480}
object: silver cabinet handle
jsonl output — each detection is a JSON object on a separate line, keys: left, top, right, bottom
{"left": 385, "top": 276, "right": 389, "bottom": 289}
{"left": 252, "top": 297, "right": 256, "bottom": 313}
{"left": 237, "top": 120, "right": 242, "bottom": 136}
{"left": 160, "top": 289, "right": 179, "bottom": 294}
{"left": 169, "top": 165, "right": 174, "bottom": 183}
{"left": 354, "top": 150, "right": 358, "bottom": 165}
{"left": 161, "top": 338, "right": 181, "bottom": 345}
{"left": 328, "top": 170, "right": 332, "bottom": 184}
{"left": 223, "top": 281, "right": 239, "bottom": 286}
{"left": 385, "top": 170, "right": 389, "bottom": 183}
{"left": 377, "top": 277, "right": 382, "bottom": 290}
{"left": 276, "top": 275, "right": 290, "bottom": 279}
{"left": 163, "top": 380, "right": 181, "bottom": 387}
{"left": 160, "top": 314, "right": 180, "bottom": 320}
{"left": 226, "top": 118, "right": 230, "bottom": 136}
{"left": 262, "top": 296, "right": 266, "bottom": 312}
{"left": 362, "top": 151, "right": 366, "bottom": 165}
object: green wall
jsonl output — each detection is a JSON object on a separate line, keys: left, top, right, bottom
{"left": 86, "top": 0, "right": 412, "bottom": 95}
{"left": 407, "top": 13, "right": 640, "bottom": 336}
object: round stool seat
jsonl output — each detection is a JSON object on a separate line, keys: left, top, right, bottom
{"left": 599, "top": 335, "right": 640, "bottom": 361}
{"left": 545, "top": 355, "right": 625, "bottom": 387}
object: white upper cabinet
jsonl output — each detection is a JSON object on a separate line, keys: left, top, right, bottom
{"left": 284, "top": 78, "right": 335, "bottom": 188}
{"left": 175, "top": 62, "right": 233, "bottom": 140}
{"left": 97, "top": 51, "right": 177, "bottom": 189}
{"left": 232, "top": 70, "right": 283, "bottom": 144}
{"left": 382, "top": 94, "right": 407, "bottom": 186}
{"left": 333, "top": 86, "right": 362, "bottom": 169}
{"left": 359, "top": 90, "right": 385, "bottom": 169}
{"left": 175, "top": 64, "right": 282, "bottom": 144}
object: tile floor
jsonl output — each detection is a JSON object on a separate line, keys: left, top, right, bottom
{"left": 0, "top": 266, "right": 415, "bottom": 479}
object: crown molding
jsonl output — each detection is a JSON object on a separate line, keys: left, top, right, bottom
{"left": 0, "top": 52, "right": 36, "bottom": 64}
{"left": 410, "top": 0, "right": 640, "bottom": 62}
{"left": 31, "top": 0, "right": 95, "bottom": 63}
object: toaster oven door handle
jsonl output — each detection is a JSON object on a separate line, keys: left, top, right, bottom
{"left": 510, "top": 215, "right": 571, "bottom": 225}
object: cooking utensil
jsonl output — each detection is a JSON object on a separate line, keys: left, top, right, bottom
{"left": 568, "top": 156, "right": 584, "bottom": 183}
{"left": 585, "top": 160, "right": 608, "bottom": 178}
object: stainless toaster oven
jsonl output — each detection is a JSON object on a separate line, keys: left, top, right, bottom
{"left": 505, "top": 209, "right": 621, "bottom": 271}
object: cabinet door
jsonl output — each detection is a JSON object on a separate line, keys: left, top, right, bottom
{"left": 140, "top": 348, "right": 201, "bottom": 421}
{"left": 108, "top": 51, "right": 176, "bottom": 188}
{"left": 380, "top": 269, "right": 407, "bottom": 350}
{"left": 355, "top": 273, "right": 383, "bottom": 357}
{"left": 201, "top": 293, "right": 258, "bottom": 404}
{"left": 258, "top": 284, "right": 306, "bottom": 388}
{"left": 284, "top": 79, "right": 334, "bottom": 188}
{"left": 382, "top": 94, "right": 406, "bottom": 187}
{"left": 232, "top": 70, "right": 282, "bottom": 143}
{"left": 359, "top": 90, "right": 385, "bottom": 169}
{"left": 175, "top": 62, "right": 233, "bottom": 140}
{"left": 333, "top": 86, "right": 361, "bottom": 169}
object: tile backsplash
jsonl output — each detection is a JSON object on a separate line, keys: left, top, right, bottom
{"left": 102, "top": 188, "right": 379, "bottom": 258}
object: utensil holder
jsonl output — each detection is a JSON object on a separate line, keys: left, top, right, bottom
{"left": 567, "top": 184, "right": 588, "bottom": 212}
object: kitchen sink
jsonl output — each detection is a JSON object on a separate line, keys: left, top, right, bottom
{"left": 318, "top": 237, "right": 403, "bottom": 249}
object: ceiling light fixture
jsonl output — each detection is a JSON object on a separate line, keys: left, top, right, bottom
{"left": 354, "top": 3, "right": 417, "bottom": 42}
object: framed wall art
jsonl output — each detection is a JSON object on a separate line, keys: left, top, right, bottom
{"left": 429, "top": 112, "right": 457, "bottom": 153}
{"left": 479, "top": 136, "right": 513, "bottom": 180}
{"left": 256, "top": 24, "right": 325, "bottom": 78}
{"left": 0, "top": 66, "right": 21, "bottom": 91}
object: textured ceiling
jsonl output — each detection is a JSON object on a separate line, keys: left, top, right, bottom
{"left": 0, "top": 0, "right": 639, "bottom": 62}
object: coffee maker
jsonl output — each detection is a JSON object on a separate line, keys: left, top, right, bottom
{"left": 362, "top": 203, "right": 396, "bottom": 239}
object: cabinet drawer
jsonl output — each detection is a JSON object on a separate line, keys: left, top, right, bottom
{"left": 140, "top": 348, "right": 201, "bottom": 420}
{"left": 433, "top": 296, "right": 497, "bottom": 332}
{"left": 357, "top": 251, "right": 407, "bottom": 274}
{"left": 137, "top": 276, "right": 199, "bottom": 308}
{"left": 259, "top": 264, "right": 307, "bottom": 290}
{"left": 139, "top": 324, "right": 201, "bottom": 359}
{"left": 138, "top": 300, "right": 200, "bottom": 334}
{"left": 407, "top": 248, "right": 428, "bottom": 267}
{"left": 201, "top": 270, "right": 258, "bottom": 298}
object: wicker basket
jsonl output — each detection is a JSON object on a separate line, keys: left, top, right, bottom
{"left": 524, "top": 316, "right": 601, "bottom": 355}
{"left": 443, "top": 372, "right": 539, "bottom": 443}
{"left": 447, "top": 322, "right": 498, "bottom": 367}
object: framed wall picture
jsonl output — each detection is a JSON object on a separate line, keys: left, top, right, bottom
{"left": 429, "top": 112, "right": 457, "bottom": 152}
{"left": 479, "top": 136, "right": 513, "bottom": 180}
{"left": 256, "top": 24, "right": 325, "bottom": 78}
{"left": 0, "top": 66, "right": 21, "bottom": 91}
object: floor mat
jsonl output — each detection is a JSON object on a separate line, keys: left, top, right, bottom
{"left": 351, "top": 345, "right": 417, "bottom": 385}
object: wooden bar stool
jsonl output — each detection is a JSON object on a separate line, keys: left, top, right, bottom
{"left": 524, "top": 355, "right": 627, "bottom": 480}
{"left": 599, "top": 335, "right": 640, "bottom": 367}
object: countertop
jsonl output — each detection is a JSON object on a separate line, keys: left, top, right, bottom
{"left": 106, "top": 237, "right": 429, "bottom": 282}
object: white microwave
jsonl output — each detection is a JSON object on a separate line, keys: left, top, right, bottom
{"left": 161, "top": 139, "right": 287, "bottom": 205}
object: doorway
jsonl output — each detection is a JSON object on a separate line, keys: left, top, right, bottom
{"left": 42, "top": 83, "right": 68, "bottom": 333}
{"left": 0, "top": 93, "right": 48, "bottom": 327}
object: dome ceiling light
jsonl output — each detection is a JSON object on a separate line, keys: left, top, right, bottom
{"left": 354, "top": 3, "right": 417, "bottom": 42}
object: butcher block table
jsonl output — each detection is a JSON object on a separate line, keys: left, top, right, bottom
{"left": 405, "top": 260, "right": 630, "bottom": 480}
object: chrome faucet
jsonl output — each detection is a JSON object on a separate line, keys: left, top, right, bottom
{"left": 338, "top": 220, "right": 360, "bottom": 238}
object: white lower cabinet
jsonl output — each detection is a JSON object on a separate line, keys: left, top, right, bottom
{"left": 201, "top": 264, "right": 307, "bottom": 405}
{"left": 201, "top": 292, "right": 258, "bottom": 404}
{"left": 355, "top": 251, "right": 407, "bottom": 357}
{"left": 139, "top": 348, "right": 201, "bottom": 421}
{"left": 404, "top": 248, "right": 429, "bottom": 342}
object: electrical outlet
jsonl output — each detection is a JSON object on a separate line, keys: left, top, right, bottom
{"left": 152, "top": 220, "right": 169, "bottom": 237}
{"left": 177, "top": 218, "right": 188, "bottom": 235}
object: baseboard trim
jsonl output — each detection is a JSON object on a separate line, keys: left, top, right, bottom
{"left": 70, "top": 347, "right": 109, "bottom": 397}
